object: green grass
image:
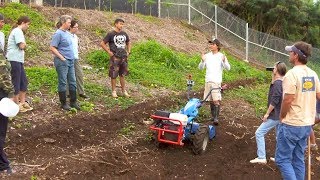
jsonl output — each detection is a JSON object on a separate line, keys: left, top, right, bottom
{"left": 0, "top": 3, "right": 53, "bottom": 36}
{"left": 26, "top": 67, "right": 58, "bottom": 94}
{"left": 225, "top": 83, "right": 270, "bottom": 117}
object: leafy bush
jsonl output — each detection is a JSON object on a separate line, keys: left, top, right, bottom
{"left": 86, "top": 50, "right": 109, "bottom": 68}
{"left": 0, "top": 3, "right": 53, "bottom": 36}
{"left": 26, "top": 67, "right": 58, "bottom": 94}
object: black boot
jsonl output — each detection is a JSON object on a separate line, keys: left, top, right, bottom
{"left": 69, "top": 90, "right": 80, "bottom": 110}
{"left": 210, "top": 103, "right": 220, "bottom": 126}
{"left": 58, "top": 91, "right": 71, "bottom": 111}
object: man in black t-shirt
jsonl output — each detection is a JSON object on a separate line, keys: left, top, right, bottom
{"left": 100, "top": 18, "right": 131, "bottom": 98}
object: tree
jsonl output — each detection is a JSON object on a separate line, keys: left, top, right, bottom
{"left": 128, "top": 0, "right": 135, "bottom": 14}
{"left": 145, "top": 0, "right": 156, "bottom": 16}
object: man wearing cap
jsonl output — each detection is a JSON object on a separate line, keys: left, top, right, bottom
{"left": 198, "top": 38, "right": 230, "bottom": 125}
{"left": 275, "top": 41, "right": 320, "bottom": 179}
{"left": 0, "top": 13, "right": 15, "bottom": 174}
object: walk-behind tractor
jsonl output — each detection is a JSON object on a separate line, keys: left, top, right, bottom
{"left": 150, "top": 76, "right": 222, "bottom": 155}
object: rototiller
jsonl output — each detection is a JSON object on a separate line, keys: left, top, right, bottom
{"left": 150, "top": 75, "right": 223, "bottom": 154}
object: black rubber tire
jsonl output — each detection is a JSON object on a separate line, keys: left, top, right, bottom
{"left": 192, "top": 125, "right": 209, "bottom": 155}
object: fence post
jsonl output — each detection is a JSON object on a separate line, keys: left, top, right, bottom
{"left": 245, "top": 23, "right": 249, "bottom": 62}
{"left": 215, "top": 5, "right": 217, "bottom": 39}
{"left": 188, "top": 0, "right": 191, "bottom": 24}
{"left": 98, "top": 0, "right": 101, "bottom": 11}
{"left": 158, "top": 0, "right": 161, "bottom": 18}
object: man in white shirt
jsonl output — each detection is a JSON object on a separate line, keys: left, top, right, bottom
{"left": 198, "top": 39, "right": 230, "bottom": 125}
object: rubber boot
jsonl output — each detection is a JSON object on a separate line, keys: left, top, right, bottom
{"left": 213, "top": 105, "right": 220, "bottom": 125}
{"left": 58, "top": 91, "right": 71, "bottom": 111}
{"left": 69, "top": 90, "right": 80, "bottom": 110}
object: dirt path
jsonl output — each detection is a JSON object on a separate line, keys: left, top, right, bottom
{"left": 3, "top": 91, "right": 320, "bottom": 179}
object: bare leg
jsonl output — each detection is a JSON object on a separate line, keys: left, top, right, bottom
{"left": 111, "top": 78, "right": 117, "bottom": 92}
{"left": 120, "top": 76, "right": 125, "bottom": 92}
{"left": 19, "top": 91, "right": 26, "bottom": 104}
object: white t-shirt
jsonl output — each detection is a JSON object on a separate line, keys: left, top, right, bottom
{"left": 0, "top": 31, "right": 4, "bottom": 52}
{"left": 69, "top": 32, "right": 79, "bottom": 59}
{"left": 198, "top": 51, "right": 231, "bottom": 83}
{"left": 6, "top": 27, "right": 25, "bottom": 63}
{"left": 282, "top": 65, "right": 320, "bottom": 126}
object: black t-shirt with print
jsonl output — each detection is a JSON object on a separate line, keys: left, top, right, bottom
{"left": 103, "top": 30, "right": 130, "bottom": 58}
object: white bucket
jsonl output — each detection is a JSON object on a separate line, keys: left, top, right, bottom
{"left": 169, "top": 113, "right": 188, "bottom": 126}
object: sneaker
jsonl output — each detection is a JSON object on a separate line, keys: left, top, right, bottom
{"left": 270, "top": 157, "right": 275, "bottom": 162}
{"left": 19, "top": 103, "right": 28, "bottom": 113}
{"left": 123, "top": 90, "right": 130, "bottom": 97}
{"left": 112, "top": 91, "right": 118, "bottom": 98}
{"left": 311, "top": 144, "right": 318, "bottom": 151}
{"left": 22, "top": 102, "right": 33, "bottom": 111}
{"left": 0, "top": 167, "right": 15, "bottom": 175}
{"left": 250, "top": 158, "right": 267, "bottom": 164}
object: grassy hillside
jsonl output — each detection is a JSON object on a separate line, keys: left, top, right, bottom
{"left": 1, "top": 3, "right": 270, "bottom": 116}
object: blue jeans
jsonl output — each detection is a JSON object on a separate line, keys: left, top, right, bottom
{"left": 54, "top": 57, "right": 76, "bottom": 92}
{"left": 275, "top": 123, "right": 312, "bottom": 180}
{"left": 255, "top": 119, "right": 279, "bottom": 159}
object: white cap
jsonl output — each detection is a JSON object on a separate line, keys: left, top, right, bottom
{"left": 0, "top": 98, "right": 19, "bottom": 117}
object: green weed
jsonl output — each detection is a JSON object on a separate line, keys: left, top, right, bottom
{"left": 120, "top": 122, "right": 135, "bottom": 136}
{"left": 26, "top": 67, "right": 57, "bottom": 94}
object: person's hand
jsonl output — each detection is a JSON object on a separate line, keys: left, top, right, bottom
{"left": 222, "top": 54, "right": 226, "bottom": 62}
{"left": 262, "top": 114, "right": 268, "bottom": 122}
{"left": 201, "top": 53, "right": 205, "bottom": 62}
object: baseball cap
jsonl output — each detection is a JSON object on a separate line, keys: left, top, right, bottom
{"left": 208, "top": 38, "right": 221, "bottom": 46}
{"left": 285, "top": 45, "right": 307, "bottom": 58}
{"left": 0, "top": 98, "right": 19, "bottom": 117}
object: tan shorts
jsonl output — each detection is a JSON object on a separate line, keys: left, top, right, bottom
{"left": 203, "top": 82, "right": 221, "bottom": 101}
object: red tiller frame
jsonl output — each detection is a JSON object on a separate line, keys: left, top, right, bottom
{"left": 150, "top": 115, "right": 184, "bottom": 146}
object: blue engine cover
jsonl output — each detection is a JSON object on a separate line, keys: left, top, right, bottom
{"left": 208, "top": 125, "right": 216, "bottom": 140}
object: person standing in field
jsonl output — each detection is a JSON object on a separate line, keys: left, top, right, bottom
{"left": 0, "top": 13, "right": 15, "bottom": 174}
{"left": 68, "top": 19, "right": 89, "bottom": 99}
{"left": 250, "top": 61, "right": 287, "bottom": 164}
{"left": 276, "top": 41, "right": 320, "bottom": 179}
{"left": 198, "top": 38, "right": 230, "bottom": 125}
{"left": 6, "top": 16, "right": 33, "bottom": 113}
{"left": 100, "top": 18, "right": 131, "bottom": 98}
{"left": 50, "top": 15, "right": 80, "bottom": 111}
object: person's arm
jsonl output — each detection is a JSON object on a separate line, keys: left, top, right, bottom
{"left": 49, "top": 46, "right": 66, "bottom": 61}
{"left": 222, "top": 54, "right": 231, "bottom": 70}
{"left": 280, "top": 93, "right": 295, "bottom": 121}
{"left": 262, "top": 104, "right": 274, "bottom": 122}
{"left": 18, "top": 42, "right": 26, "bottom": 50}
{"left": 126, "top": 41, "right": 131, "bottom": 56}
{"left": 198, "top": 53, "right": 206, "bottom": 70}
{"left": 0, "top": 59, "right": 14, "bottom": 97}
{"left": 100, "top": 40, "right": 113, "bottom": 57}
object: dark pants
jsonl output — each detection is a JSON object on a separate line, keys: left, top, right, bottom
{"left": 0, "top": 104, "right": 9, "bottom": 171}
{"left": 10, "top": 61, "right": 28, "bottom": 95}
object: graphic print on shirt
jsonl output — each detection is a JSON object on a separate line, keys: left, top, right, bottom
{"left": 302, "top": 77, "right": 315, "bottom": 92}
{"left": 114, "top": 35, "right": 126, "bottom": 49}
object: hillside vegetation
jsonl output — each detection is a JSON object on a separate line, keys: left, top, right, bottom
{"left": 0, "top": 3, "right": 270, "bottom": 117}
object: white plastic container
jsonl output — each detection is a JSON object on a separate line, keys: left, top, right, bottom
{"left": 169, "top": 113, "right": 188, "bottom": 126}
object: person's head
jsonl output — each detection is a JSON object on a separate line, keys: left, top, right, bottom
{"left": 58, "top": 15, "right": 72, "bottom": 30}
{"left": 208, "top": 38, "right": 221, "bottom": 52}
{"left": 0, "top": 14, "right": 4, "bottom": 30}
{"left": 17, "top": 16, "right": 30, "bottom": 31}
{"left": 285, "top": 41, "right": 312, "bottom": 65}
{"left": 273, "top": 61, "right": 287, "bottom": 77}
{"left": 69, "top": 19, "right": 79, "bottom": 34}
{"left": 114, "top": 18, "right": 124, "bottom": 31}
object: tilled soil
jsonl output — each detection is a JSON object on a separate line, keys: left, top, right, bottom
{"left": 3, "top": 90, "right": 320, "bottom": 179}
